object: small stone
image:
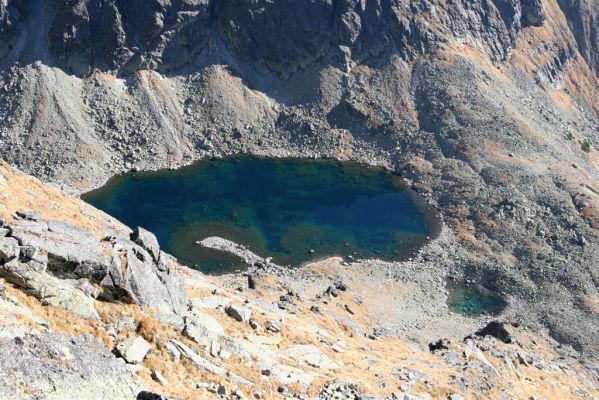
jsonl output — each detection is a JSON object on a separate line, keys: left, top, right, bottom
{"left": 310, "top": 305, "right": 322, "bottom": 313}
{"left": 249, "top": 319, "right": 261, "bottom": 330}
{"left": 217, "top": 385, "right": 227, "bottom": 396}
{"left": 209, "top": 339, "right": 220, "bottom": 357}
{"left": 226, "top": 304, "right": 252, "bottom": 322}
{"left": 15, "top": 210, "right": 41, "bottom": 221}
{"left": 116, "top": 336, "right": 151, "bottom": 364}
{"left": 151, "top": 370, "right": 169, "bottom": 385}
{"left": 19, "top": 245, "right": 37, "bottom": 261}
{"left": 219, "top": 349, "right": 232, "bottom": 360}
{"left": 264, "top": 321, "right": 280, "bottom": 333}
{"left": 0, "top": 237, "right": 19, "bottom": 262}
{"left": 517, "top": 352, "right": 530, "bottom": 367}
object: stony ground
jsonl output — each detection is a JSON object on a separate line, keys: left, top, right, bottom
{"left": 1, "top": 0, "right": 599, "bottom": 398}
{"left": 0, "top": 161, "right": 598, "bottom": 399}
{"left": 0, "top": 0, "right": 598, "bottom": 359}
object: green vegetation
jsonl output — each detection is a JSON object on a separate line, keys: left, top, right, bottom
{"left": 581, "top": 141, "right": 591, "bottom": 153}
{"left": 566, "top": 132, "right": 575, "bottom": 140}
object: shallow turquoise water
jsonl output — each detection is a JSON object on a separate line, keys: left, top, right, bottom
{"left": 447, "top": 282, "right": 506, "bottom": 315}
{"left": 83, "top": 157, "right": 439, "bottom": 274}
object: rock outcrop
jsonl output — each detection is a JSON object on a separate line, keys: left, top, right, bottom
{"left": 0, "top": 333, "right": 139, "bottom": 400}
{"left": 0, "top": 163, "right": 597, "bottom": 399}
{"left": 0, "top": 0, "right": 599, "bottom": 398}
{"left": 0, "top": 216, "right": 188, "bottom": 317}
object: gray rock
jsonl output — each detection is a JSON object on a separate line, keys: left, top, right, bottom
{"left": 225, "top": 304, "right": 252, "bottom": 323}
{"left": 8, "top": 218, "right": 188, "bottom": 315}
{"left": 183, "top": 311, "right": 225, "bottom": 345}
{"left": 151, "top": 369, "right": 169, "bottom": 385}
{"left": 131, "top": 227, "right": 160, "bottom": 262}
{"left": 0, "top": 259, "right": 100, "bottom": 319}
{"left": 15, "top": 210, "right": 41, "bottom": 221}
{"left": 169, "top": 339, "right": 226, "bottom": 375}
{"left": 283, "top": 344, "right": 338, "bottom": 370}
{"left": 521, "top": 0, "right": 546, "bottom": 27}
{"left": 0, "top": 333, "right": 139, "bottom": 400}
{"left": 116, "top": 243, "right": 188, "bottom": 314}
{"left": 0, "top": 236, "right": 19, "bottom": 262}
{"left": 116, "top": 336, "right": 151, "bottom": 364}
{"left": 19, "top": 245, "right": 37, "bottom": 261}
{"left": 164, "top": 341, "right": 181, "bottom": 363}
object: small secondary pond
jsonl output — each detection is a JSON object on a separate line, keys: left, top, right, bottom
{"left": 447, "top": 282, "right": 507, "bottom": 316}
{"left": 83, "top": 156, "right": 440, "bottom": 274}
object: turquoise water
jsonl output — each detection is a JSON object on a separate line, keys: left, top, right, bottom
{"left": 83, "top": 157, "right": 439, "bottom": 274}
{"left": 447, "top": 282, "right": 506, "bottom": 315}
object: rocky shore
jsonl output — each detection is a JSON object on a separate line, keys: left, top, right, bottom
{"left": 0, "top": 0, "right": 599, "bottom": 398}
{"left": 1, "top": 160, "right": 598, "bottom": 399}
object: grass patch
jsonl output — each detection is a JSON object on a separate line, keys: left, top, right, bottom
{"left": 581, "top": 141, "right": 591, "bottom": 153}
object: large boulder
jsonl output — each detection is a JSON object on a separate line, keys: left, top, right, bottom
{"left": 6, "top": 219, "right": 188, "bottom": 315}
{"left": 183, "top": 310, "right": 224, "bottom": 345}
{"left": 131, "top": 226, "right": 160, "bottom": 262}
{"left": 0, "top": 333, "right": 139, "bottom": 400}
{"left": 0, "top": 259, "right": 100, "bottom": 319}
{"left": 109, "top": 241, "right": 188, "bottom": 314}
{"left": 0, "top": 236, "right": 19, "bottom": 263}
{"left": 116, "top": 335, "right": 151, "bottom": 364}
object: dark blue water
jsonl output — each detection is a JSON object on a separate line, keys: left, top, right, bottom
{"left": 83, "top": 157, "right": 439, "bottom": 274}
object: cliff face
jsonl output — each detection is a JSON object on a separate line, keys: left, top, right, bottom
{"left": 0, "top": 0, "right": 556, "bottom": 75}
{"left": 0, "top": 0, "right": 599, "bottom": 393}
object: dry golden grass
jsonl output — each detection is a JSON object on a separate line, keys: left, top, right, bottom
{"left": 0, "top": 160, "right": 124, "bottom": 237}
{"left": 1, "top": 158, "right": 598, "bottom": 399}
{"left": 4, "top": 280, "right": 114, "bottom": 347}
